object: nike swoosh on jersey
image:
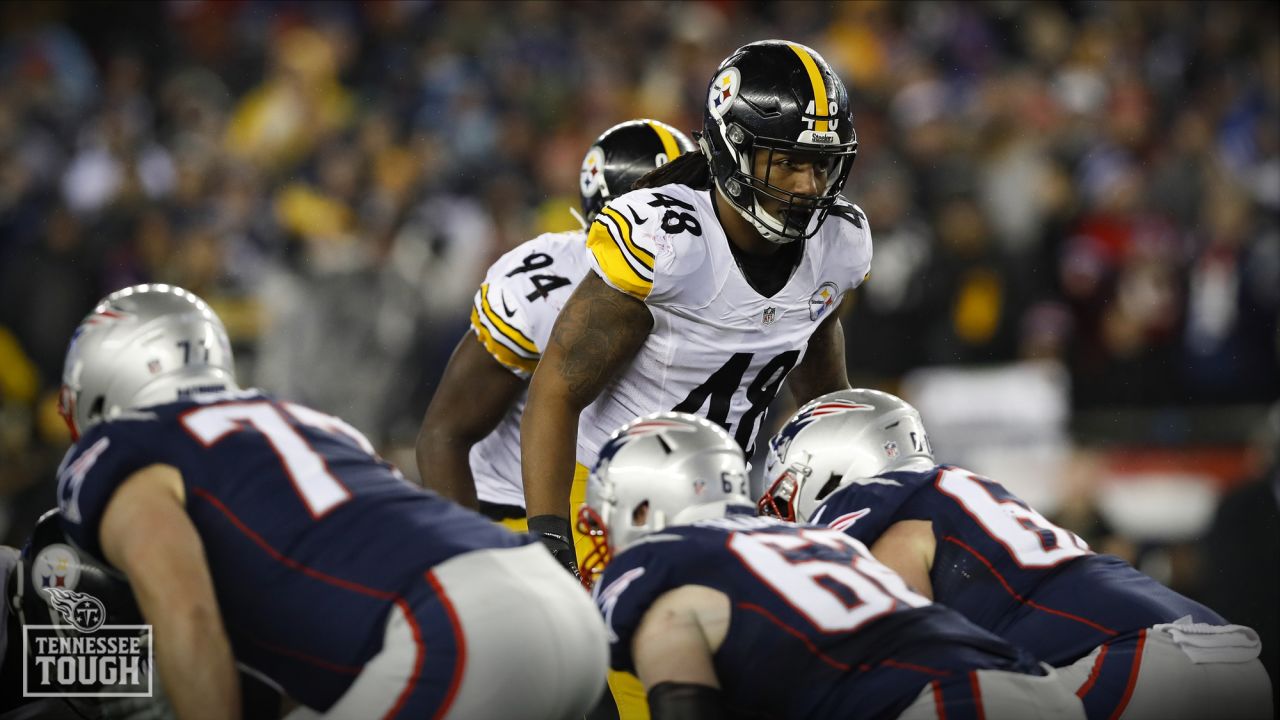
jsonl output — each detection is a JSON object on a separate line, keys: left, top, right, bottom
{"left": 627, "top": 206, "right": 648, "bottom": 226}
{"left": 501, "top": 293, "right": 517, "bottom": 318}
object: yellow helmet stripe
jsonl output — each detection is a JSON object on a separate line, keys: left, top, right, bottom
{"left": 788, "top": 43, "right": 829, "bottom": 133}
{"left": 647, "top": 121, "right": 683, "bottom": 162}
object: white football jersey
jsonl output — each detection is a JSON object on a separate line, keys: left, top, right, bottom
{"left": 580, "top": 183, "right": 872, "bottom": 463}
{"left": 468, "top": 230, "right": 592, "bottom": 506}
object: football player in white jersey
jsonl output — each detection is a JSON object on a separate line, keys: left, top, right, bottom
{"left": 521, "top": 39, "right": 871, "bottom": 719}
{"left": 523, "top": 39, "right": 870, "bottom": 567}
{"left": 415, "top": 120, "right": 696, "bottom": 531}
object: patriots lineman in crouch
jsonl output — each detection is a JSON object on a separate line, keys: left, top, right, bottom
{"left": 578, "top": 411, "right": 1085, "bottom": 720}
{"left": 416, "top": 119, "right": 695, "bottom": 530}
{"left": 522, "top": 39, "right": 871, "bottom": 581}
{"left": 52, "top": 284, "right": 607, "bottom": 720}
{"left": 760, "top": 389, "right": 1273, "bottom": 720}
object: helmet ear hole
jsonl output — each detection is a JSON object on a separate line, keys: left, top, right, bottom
{"left": 631, "top": 500, "right": 650, "bottom": 526}
{"left": 87, "top": 396, "right": 105, "bottom": 421}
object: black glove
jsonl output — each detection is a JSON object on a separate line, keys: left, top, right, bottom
{"left": 528, "top": 514, "right": 581, "bottom": 580}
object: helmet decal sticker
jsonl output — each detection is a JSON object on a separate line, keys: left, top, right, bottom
{"left": 580, "top": 145, "right": 607, "bottom": 198}
{"left": 708, "top": 67, "right": 741, "bottom": 119}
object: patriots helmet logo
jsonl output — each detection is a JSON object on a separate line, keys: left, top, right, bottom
{"left": 769, "top": 399, "right": 874, "bottom": 462}
{"left": 596, "top": 418, "right": 699, "bottom": 464}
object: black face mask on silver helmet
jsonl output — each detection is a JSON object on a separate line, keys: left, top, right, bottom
{"left": 59, "top": 284, "right": 237, "bottom": 440}
{"left": 700, "top": 39, "right": 858, "bottom": 244}
{"left": 577, "top": 118, "right": 697, "bottom": 225}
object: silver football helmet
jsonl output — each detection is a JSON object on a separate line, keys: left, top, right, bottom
{"left": 59, "top": 284, "right": 237, "bottom": 439}
{"left": 758, "top": 389, "right": 933, "bottom": 522}
{"left": 578, "top": 412, "right": 752, "bottom": 587}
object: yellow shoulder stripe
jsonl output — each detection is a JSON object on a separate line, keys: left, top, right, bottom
{"left": 587, "top": 220, "right": 653, "bottom": 300}
{"left": 788, "top": 43, "right": 829, "bottom": 133}
{"left": 479, "top": 284, "right": 539, "bottom": 355}
{"left": 470, "top": 307, "right": 538, "bottom": 375}
{"left": 601, "top": 207, "right": 654, "bottom": 268}
{"left": 647, "top": 121, "right": 683, "bottom": 162}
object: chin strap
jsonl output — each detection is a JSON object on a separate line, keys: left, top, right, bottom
{"left": 568, "top": 206, "right": 588, "bottom": 230}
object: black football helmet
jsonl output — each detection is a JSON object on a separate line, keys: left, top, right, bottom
{"left": 579, "top": 119, "right": 696, "bottom": 224}
{"left": 12, "top": 509, "right": 142, "bottom": 634}
{"left": 701, "top": 40, "right": 858, "bottom": 243}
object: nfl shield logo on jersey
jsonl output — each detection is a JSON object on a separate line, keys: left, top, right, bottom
{"left": 762, "top": 307, "right": 777, "bottom": 326}
{"left": 809, "top": 282, "right": 839, "bottom": 321}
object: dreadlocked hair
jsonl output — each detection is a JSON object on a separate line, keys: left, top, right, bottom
{"left": 633, "top": 148, "right": 712, "bottom": 191}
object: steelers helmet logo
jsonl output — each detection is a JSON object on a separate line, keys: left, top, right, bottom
{"left": 708, "top": 67, "right": 741, "bottom": 119}
{"left": 33, "top": 543, "right": 81, "bottom": 593}
{"left": 580, "top": 146, "right": 608, "bottom": 198}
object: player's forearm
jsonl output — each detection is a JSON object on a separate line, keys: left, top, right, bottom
{"left": 520, "top": 379, "right": 582, "bottom": 519}
{"left": 99, "top": 468, "right": 240, "bottom": 720}
{"left": 417, "top": 334, "right": 528, "bottom": 506}
{"left": 152, "top": 605, "right": 240, "bottom": 720}
{"left": 522, "top": 274, "right": 650, "bottom": 517}
{"left": 415, "top": 427, "right": 480, "bottom": 508}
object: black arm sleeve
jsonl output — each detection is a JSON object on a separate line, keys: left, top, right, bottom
{"left": 647, "top": 682, "right": 726, "bottom": 720}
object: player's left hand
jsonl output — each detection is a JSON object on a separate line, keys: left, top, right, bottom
{"left": 529, "top": 514, "right": 582, "bottom": 581}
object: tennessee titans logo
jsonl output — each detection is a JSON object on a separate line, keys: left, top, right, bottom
{"left": 43, "top": 587, "right": 107, "bottom": 633}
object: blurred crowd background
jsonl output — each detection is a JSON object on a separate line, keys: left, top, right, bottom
{"left": 0, "top": 0, "right": 1276, "bottom": 682}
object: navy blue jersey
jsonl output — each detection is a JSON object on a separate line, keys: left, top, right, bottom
{"left": 55, "top": 390, "right": 530, "bottom": 710}
{"left": 810, "top": 465, "right": 1224, "bottom": 665}
{"left": 593, "top": 514, "right": 1041, "bottom": 720}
